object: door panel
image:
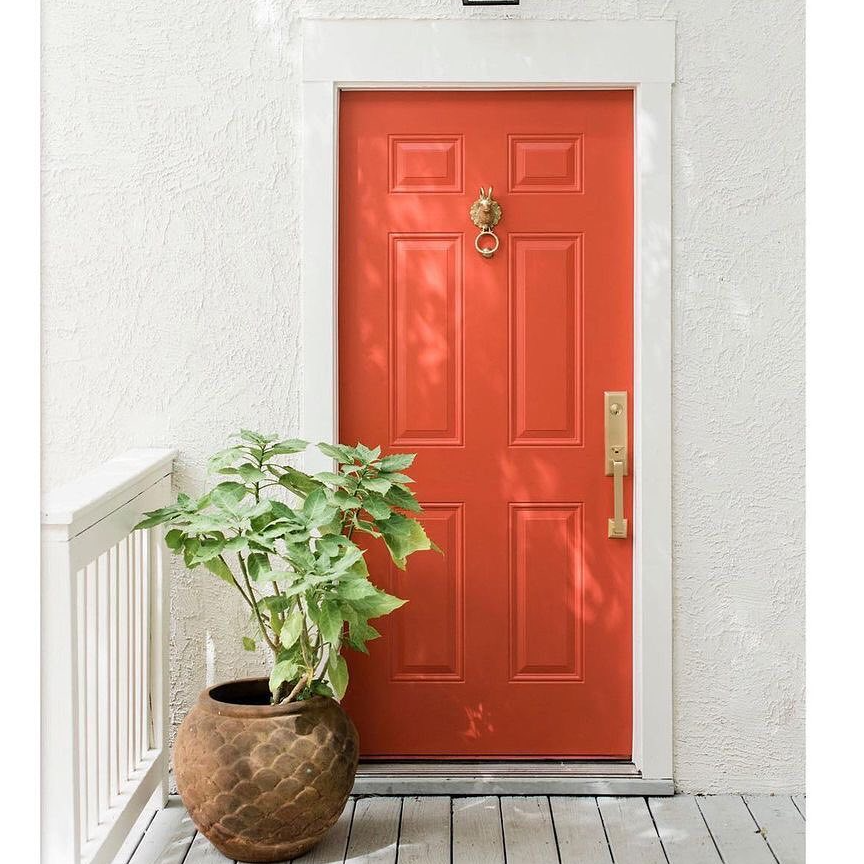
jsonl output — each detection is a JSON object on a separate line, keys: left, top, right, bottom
{"left": 338, "top": 90, "right": 633, "bottom": 758}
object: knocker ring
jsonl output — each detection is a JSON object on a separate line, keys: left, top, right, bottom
{"left": 469, "top": 186, "right": 503, "bottom": 259}
{"left": 474, "top": 228, "right": 500, "bottom": 259}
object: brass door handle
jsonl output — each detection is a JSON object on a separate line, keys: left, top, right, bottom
{"left": 469, "top": 186, "right": 502, "bottom": 258}
{"left": 609, "top": 457, "right": 627, "bottom": 539}
{"left": 605, "top": 392, "right": 628, "bottom": 539}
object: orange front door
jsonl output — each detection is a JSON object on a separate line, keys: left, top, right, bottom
{"left": 338, "top": 90, "right": 633, "bottom": 758}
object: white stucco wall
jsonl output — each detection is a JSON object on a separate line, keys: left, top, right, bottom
{"left": 41, "top": 0, "right": 805, "bottom": 793}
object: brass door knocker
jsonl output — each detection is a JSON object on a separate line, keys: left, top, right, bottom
{"left": 469, "top": 186, "right": 502, "bottom": 258}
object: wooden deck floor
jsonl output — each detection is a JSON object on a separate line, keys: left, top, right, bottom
{"left": 118, "top": 794, "right": 805, "bottom": 864}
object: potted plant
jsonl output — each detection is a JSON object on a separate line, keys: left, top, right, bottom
{"left": 136, "top": 431, "right": 436, "bottom": 862}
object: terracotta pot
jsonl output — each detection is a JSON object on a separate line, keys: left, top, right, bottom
{"left": 174, "top": 677, "right": 359, "bottom": 863}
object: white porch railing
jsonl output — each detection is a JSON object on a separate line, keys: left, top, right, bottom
{"left": 41, "top": 449, "right": 177, "bottom": 864}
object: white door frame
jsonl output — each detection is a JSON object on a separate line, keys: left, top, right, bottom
{"left": 301, "top": 18, "right": 674, "bottom": 793}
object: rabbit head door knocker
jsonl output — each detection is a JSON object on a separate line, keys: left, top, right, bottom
{"left": 469, "top": 186, "right": 503, "bottom": 259}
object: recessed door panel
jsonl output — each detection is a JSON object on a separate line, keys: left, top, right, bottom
{"left": 510, "top": 234, "right": 583, "bottom": 445}
{"left": 509, "top": 504, "right": 584, "bottom": 681}
{"left": 390, "top": 234, "right": 463, "bottom": 445}
{"left": 339, "top": 90, "right": 633, "bottom": 758}
{"left": 390, "top": 504, "right": 464, "bottom": 681}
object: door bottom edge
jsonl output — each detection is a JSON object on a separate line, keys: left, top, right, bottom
{"left": 352, "top": 761, "right": 673, "bottom": 796}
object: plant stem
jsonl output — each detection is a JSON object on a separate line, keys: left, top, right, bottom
{"left": 218, "top": 555, "right": 258, "bottom": 613}
{"left": 280, "top": 673, "right": 309, "bottom": 704}
{"left": 238, "top": 554, "right": 278, "bottom": 653}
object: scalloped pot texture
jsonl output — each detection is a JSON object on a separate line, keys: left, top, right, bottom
{"left": 41, "top": 1, "right": 804, "bottom": 793}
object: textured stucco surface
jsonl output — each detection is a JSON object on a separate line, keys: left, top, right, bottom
{"left": 41, "top": 1, "right": 805, "bottom": 792}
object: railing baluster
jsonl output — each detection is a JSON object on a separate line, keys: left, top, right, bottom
{"left": 86, "top": 562, "right": 99, "bottom": 841}
{"left": 140, "top": 531, "right": 150, "bottom": 755}
{"left": 132, "top": 531, "right": 140, "bottom": 769}
{"left": 109, "top": 544, "right": 119, "bottom": 807}
{"left": 117, "top": 537, "right": 129, "bottom": 790}
{"left": 97, "top": 553, "right": 110, "bottom": 824}
{"left": 76, "top": 567, "right": 88, "bottom": 849}
{"left": 126, "top": 534, "right": 135, "bottom": 779}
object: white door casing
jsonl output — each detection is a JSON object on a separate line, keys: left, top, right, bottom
{"left": 300, "top": 18, "right": 674, "bottom": 792}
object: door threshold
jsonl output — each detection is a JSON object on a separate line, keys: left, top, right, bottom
{"left": 352, "top": 761, "right": 674, "bottom": 796}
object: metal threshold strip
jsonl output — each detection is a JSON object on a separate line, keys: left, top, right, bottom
{"left": 352, "top": 761, "right": 674, "bottom": 796}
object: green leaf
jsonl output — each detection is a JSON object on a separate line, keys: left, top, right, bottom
{"left": 264, "top": 438, "right": 309, "bottom": 457}
{"left": 309, "top": 680, "right": 336, "bottom": 699}
{"left": 246, "top": 552, "right": 271, "bottom": 581}
{"left": 353, "top": 518, "right": 382, "bottom": 538}
{"left": 327, "top": 652, "right": 349, "bottom": 700}
{"left": 279, "top": 610, "right": 304, "bottom": 650}
{"left": 165, "top": 529, "right": 185, "bottom": 551}
{"left": 183, "top": 537, "right": 200, "bottom": 569}
{"left": 383, "top": 484, "right": 421, "bottom": 512}
{"left": 332, "top": 490, "right": 362, "bottom": 510}
{"left": 317, "top": 600, "right": 344, "bottom": 646}
{"left": 134, "top": 506, "right": 179, "bottom": 530}
{"left": 348, "top": 619, "right": 381, "bottom": 654}
{"left": 237, "top": 463, "right": 267, "bottom": 483}
{"left": 203, "top": 556, "right": 235, "bottom": 585}
{"left": 329, "top": 543, "right": 364, "bottom": 574}
{"left": 302, "top": 487, "right": 337, "bottom": 528}
{"left": 377, "top": 453, "right": 416, "bottom": 472}
{"left": 177, "top": 492, "right": 197, "bottom": 511}
{"left": 375, "top": 512, "right": 432, "bottom": 568}
{"left": 191, "top": 537, "right": 226, "bottom": 563}
{"left": 354, "top": 443, "right": 381, "bottom": 464}
{"left": 260, "top": 595, "right": 293, "bottom": 616}
{"left": 181, "top": 513, "right": 236, "bottom": 534}
{"left": 242, "top": 636, "right": 256, "bottom": 652}
{"left": 378, "top": 472, "right": 414, "bottom": 484}
{"left": 207, "top": 446, "right": 246, "bottom": 473}
{"left": 240, "top": 429, "right": 273, "bottom": 445}
{"left": 362, "top": 477, "right": 391, "bottom": 494}
{"left": 352, "top": 588, "right": 407, "bottom": 619}
{"left": 223, "top": 535, "right": 249, "bottom": 553}
{"left": 317, "top": 442, "right": 356, "bottom": 464}
{"left": 362, "top": 494, "right": 391, "bottom": 520}
{"left": 277, "top": 466, "right": 322, "bottom": 497}
{"left": 209, "top": 482, "right": 248, "bottom": 514}
{"left": 269, "top": 660, "right": 300, "bottom": 697}
{"left": 314, "top": 471, "right": 348, "bottom": 486}
{"left": 336, "top": 578, "right": 378, "bottom": 601}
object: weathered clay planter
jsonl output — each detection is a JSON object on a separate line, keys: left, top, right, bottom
{"left": 174, "top": 678, "right": 359, "bottom": 863}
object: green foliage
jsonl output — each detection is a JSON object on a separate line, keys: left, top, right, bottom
{"left": 135, "top": 432, "right": 437, "bottom": 705}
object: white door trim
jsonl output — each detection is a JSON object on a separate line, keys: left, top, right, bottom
{"left": 301, "top": 18, "right": 674, "bottom": 787}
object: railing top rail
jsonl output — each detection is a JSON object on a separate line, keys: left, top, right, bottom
{"left": 42, "top": 448, "right": 177, "bottom": 539}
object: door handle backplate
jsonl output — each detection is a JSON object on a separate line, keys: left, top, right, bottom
{"left": 604, "top": 391, "right": 628, "bottom": 539}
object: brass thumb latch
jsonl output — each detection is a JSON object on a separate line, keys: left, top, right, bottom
{"left": 469, "top": 186, "right": 502, "bottom": 259}
{"left": 604, "top": 392, "right": 629, "bottom": 539}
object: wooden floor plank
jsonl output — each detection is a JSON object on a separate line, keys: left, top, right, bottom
{"left": 745, "top": 795, "right": 805, "bottom": 864}
{"left": 109, "top": 806, "right": 159, "bottom": 864}
{"left": 184, "top": 831, "right": 233, "bottom": 863}
{"left": 500, "top": 796, "right": 558, "bottom": 864}
{"left": 792, "top": 794, "right": 806, "bottom": 819}
{"left": 292, "top": 799, "right": 356, "bottom": 864}
{"left": 550, "top": 796, "right": 612, "bottom": 864}
{"left": 396, "top": 797, "right": 450, "bottom": 864}
{"left": 697, "top": 795, "right": 776, "bottom": 864}
{"left": 649, "top": 796, "right": 722, "bottom": 864}
{"left": 597, "top": 797, "right": 666, "bottom": 864}
{"left": 126, "top": 799, "right": 196, "bottom": 864}
{"left": 452, "top": 796, "right": 505, "bottom": 864}
{"left": 344, "top": 797, "right": 401, "bottom": 864}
